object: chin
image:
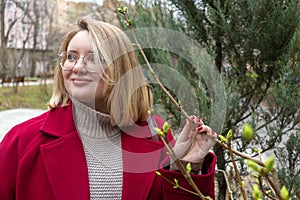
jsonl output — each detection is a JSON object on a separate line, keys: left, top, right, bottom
{"left": 71, "top": 93, "right": 96, "bottom": 107}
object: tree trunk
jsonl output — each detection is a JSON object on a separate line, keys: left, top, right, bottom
{"left": 214, "top": 144, "right": 227, "bottom": 200}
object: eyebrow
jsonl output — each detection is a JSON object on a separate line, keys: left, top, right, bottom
{"left": 67, "top": 50, "right": 94, "bottom": 54}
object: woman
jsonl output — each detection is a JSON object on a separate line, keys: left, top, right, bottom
{"left": 0, "top": 18, "right": 217, "bottom": 199}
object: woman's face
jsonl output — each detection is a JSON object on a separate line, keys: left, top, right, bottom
{"left": 62, "top": 30, "right": 106, "bottom": 111}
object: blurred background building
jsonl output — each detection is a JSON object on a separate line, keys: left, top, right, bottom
{"left": 0, "top": 0, "right": 124, "bottom": 80}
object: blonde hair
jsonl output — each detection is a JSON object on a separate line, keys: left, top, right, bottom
{"left": 49, "top": 18, "right": 152, "bottom": 126}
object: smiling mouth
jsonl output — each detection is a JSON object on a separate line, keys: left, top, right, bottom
{"left": 71, "top": 77, "right": 93, "bottom": 84}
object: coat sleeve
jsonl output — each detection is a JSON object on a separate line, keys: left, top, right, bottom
{"left": 0, "top": 128, "right": 19, "bottom": 200}
{"left": 0, "top": 114, "right": 46, "bottom": 200}
{"left": 158, "top": 152, "right": 216, "bottom": 199}
{"left": 152, "top": 116, "right": 216, "bottom": 199}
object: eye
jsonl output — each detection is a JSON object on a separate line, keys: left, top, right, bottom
{"left": 67, "top": 53, "right": 78, "bottom": 63}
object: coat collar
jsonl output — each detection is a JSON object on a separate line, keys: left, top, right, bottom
{"left": 41, "top": 101, "right": 76, "bottom": 137}
{"left": 39, "top": 101, "right": 163, "bottom": 200}
{"left": 40, "top": 101, "right": 90, "bottom": 200}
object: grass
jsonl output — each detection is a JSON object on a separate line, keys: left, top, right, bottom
{"left": 0, "top": 84, "right": 52, "bottom": 111}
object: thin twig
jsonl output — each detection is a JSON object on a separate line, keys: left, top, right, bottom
{"left": 264, "top": 173, "right": 282, "bottom": 199}
{"left": 215, "top": 169, "right": 234, "bottom": 200}
{"left": 258, "top": 177, "right": 277, "bottom": 200}
{"left": 227, "top": 141, "right": 248, "bottom": 200}
{"left": 158, "top": 135, "right": 211, "bottom": 199}
{"left": 217, "top": 141, "right": 265, "bottom": 167}
{"left": 114, "top": 3, "right": 209, "bottom": 199}
{"left": 113, "top": 2, "right": 281, "bottom": 199}
{"left": 118, "top": 4, "right": 266, "bottom": 169}
{"left": 157, "top": 172, "right": 201, "bottom": 196}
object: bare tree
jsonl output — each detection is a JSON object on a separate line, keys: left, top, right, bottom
{"left": 1, "top": 0, "right": 63, "bottom": 93}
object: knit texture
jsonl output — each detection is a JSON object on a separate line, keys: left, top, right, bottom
{"left": 72, "top": 98, "right": 123, "bottom": 199}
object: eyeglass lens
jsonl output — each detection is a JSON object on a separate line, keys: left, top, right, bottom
{"left": 58, "top": 51, "right": 102, "bottom": 72}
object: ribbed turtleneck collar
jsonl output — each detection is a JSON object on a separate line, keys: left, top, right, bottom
{"left": 71, "top": 97, "right": 120, "bottom": 139}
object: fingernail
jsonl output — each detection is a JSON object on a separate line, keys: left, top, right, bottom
{"left": 197, "top": 126, "right": 203, "bottom": 131}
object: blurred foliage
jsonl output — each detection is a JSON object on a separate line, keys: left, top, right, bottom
{"left": 275, "top": 133, "right": 300, "bottom": 200}
{"left": 119, "top": 0, "right": 300, "bottom": 199}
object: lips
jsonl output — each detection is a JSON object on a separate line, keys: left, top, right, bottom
{"left": 71, "top": 77, "right": 94, "bottom": 84}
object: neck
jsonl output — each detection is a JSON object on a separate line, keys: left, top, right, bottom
{"left": 71, "top": 97, "right": 119, "bottom": 138}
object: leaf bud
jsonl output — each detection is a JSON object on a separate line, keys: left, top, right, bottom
{"left": 252, "top": 184, "right": 262, "bottom": 200}
{"left": 154, "top": 127, "right": 164, "bottom": 137}
{"left": 173, "top": 178, "right": 179, "bottom": 189}
{"left": 280, "top": 186, "right": 290, "bottom": 200}
{"left": 163, "top": 122, "right": 169, "bottom": 133}
{"left": 264, "top": 156, "right": 275, "bottom": 174}
{"left": 227, "top": 129, "right": 233, "bottom": 140}
{"left": 127, "top": 19, "right": 132, "bottom": 26}
{"left": 186, "top": 162, "right": 191, "bottom": 175}
{"left": 245, "top": 160, "right": 262, "bottom": 174}
{"left": 242, "top": 123, "right": 254, "bottom": 142}
{"left": 117, "top": 7, "right": 123, "bottom": 13}
{"left": 219, "top": 135, "right": 227, "bottom": 143}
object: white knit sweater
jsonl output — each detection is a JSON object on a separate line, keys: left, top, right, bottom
{"left": 72, "top": 98, "right": 123, "bottom": 199}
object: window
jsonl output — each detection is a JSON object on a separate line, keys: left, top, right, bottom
{"left": 7, "top": 40, "right": 13, "bottom": 48}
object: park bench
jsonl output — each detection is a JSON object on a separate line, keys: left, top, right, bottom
{"left": 1, "top": 77, "right": 12, "bottom": 86}
{"left": 13, "top": 76, "right": 25, "bottom": 86}
{"left": 1, "top": 76, "right": 25, "bottom": 86}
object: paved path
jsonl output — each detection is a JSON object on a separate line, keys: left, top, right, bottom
{"left": 0, "top": 108, "right": 45, "bottom": 141}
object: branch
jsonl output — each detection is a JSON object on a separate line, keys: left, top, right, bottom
{"left": 156, "top": 171, "right": 202, "bottom": 197}
{"left": 258, "top": 177, "right": 277, "bottom": 200}
{"left": 264, "top": 173, "right": 282, "bottom": 199}
{"left": 227, "top": 140, "right": 247, "bottom": 200}
{"left": 113, "top": 2, "right": 283, "bottom": 199}
{"left": 159, "top": 134, "right": 210, "bottom": 199}
{"left": 215, "top": 169, "right": 233, "bottom": 200}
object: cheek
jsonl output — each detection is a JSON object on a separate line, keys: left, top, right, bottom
{"left": 62, "top": 71, "right": 72, "bottom": 92}
{"left": 62, "top": 70, "right": 70, "bottom": 80}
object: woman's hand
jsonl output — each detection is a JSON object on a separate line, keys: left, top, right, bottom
{"left": 173, "top": 115, "right": 217, "bottom": 163}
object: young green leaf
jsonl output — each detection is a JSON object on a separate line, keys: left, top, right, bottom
{"left": 245, "top": 160, "right": 262, "bottom": 174}
{"left": 252, "top": 184, "right": 262, "bottom": 200}
{"left": 280, "top": 186, "right": 290, "bottom": 200}
{"left": 242, "top": 123, "right": 254, "bottom": 142}
{"left": 163, "top": 121, "right": 170, "bottom": 133}
{"left": 264, "top": 156, "right": 275, "bottom": 174}
{"left": 186, "top": 162, "right": 192, "bottom": 175}
{"left": 227, "top": 129, "right": 233, "bottom": 140}
{"left": 173, "top": 178, "right": 179, "bottom": 189}
{"left": 153, "top": 127, "right": 164, "bottom": 137}
{"left": 219, "top": 135, "right": 227, "bottom": 143}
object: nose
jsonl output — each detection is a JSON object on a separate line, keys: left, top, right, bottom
{"left": 72, "top": 57, "right": 87, "bottom": 73}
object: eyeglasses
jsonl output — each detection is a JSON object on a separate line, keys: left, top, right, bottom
{"left": 57, "top": 51, "right": 105, "bottom": 72}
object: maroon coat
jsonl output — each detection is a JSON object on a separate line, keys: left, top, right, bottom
{"left": 0, "top": 102, "right": 216, "bottom": 200}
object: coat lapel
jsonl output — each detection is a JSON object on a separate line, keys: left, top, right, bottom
{"left": 121, "top": 123, "right": 164, "bottom": 200}
{"left": 39, "top": 103, "right": 90, "bottom": 200}
{"left": 38, "top": 102, "right": 167, "bottom": 200}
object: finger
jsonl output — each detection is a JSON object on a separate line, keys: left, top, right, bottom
{"left": 176, "top": 118, "right": 192, "bottom": 143}
{"left": 195, "top": 126, "right": 217, "bottom": 151}
{"left": 194, "top": 116, "right": 204, "bottom": 126}
{"left": 196, "top": 125, "right": 217, "bottom": 139}
{"left": 173, "top": 140, "right": 193, "bottom": 158}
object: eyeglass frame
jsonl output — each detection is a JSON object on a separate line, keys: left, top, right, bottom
{"left": 57, "top": 51, "right": 105, "bottom": 73}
